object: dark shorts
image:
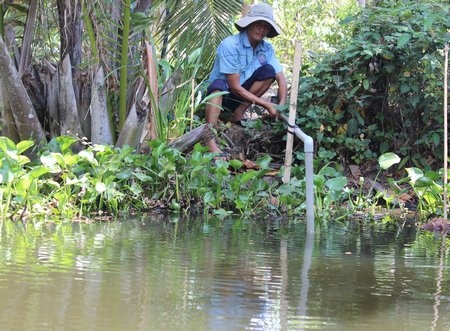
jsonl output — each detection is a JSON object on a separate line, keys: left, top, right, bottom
{"left": 206, "top": 64, "right": 276, "bottom": 112}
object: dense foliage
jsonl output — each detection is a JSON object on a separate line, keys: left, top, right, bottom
{"left": 1, "top": 134, "right": 447, "bottom": 222}
{"left": 0, "top": 136, "right": 297, "bottom": 220}
{"left": 295, "top": 0, "right": 449, "bottom": 168}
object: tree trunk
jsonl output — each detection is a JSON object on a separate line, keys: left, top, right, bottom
{"left": 90, "top": 66, "right": 114, "bottom": 145}
{"left": 57, "top": 0, "right": 83, "bottom": 69}
{"left": 0, "top": 84, "right": 20, "bottom": 142}
{"left": 139, "top": 40, "right": 159, "bottom": 149}
{"left": 87, "top": 0, "right": 122, "bottom": 84}
{"left": 116, "top": 80, "right": 149, "bottom": 149}
{"left": 4, "top": 26, "right": 20, "bottom": 71}
{"left": 43, "top": 60, "right": 60, "bottom": 137}
{"left": 56, "top": 0, "right": 86, "bottom": 134}
{"left": 18, "top": 0, "right": 37, "bottom": 76}
{"left": 169, "top": 124, "right": 215, "bottom": 153}
{"left": 0, "top": 35, "right": 46, "bottom": 148}
{"left": 58, "top": 55, "right": 84, "bottom": 144}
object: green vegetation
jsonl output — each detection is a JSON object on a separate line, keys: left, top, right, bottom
{"left": 295, "top": 0, "right": 449, "bottom": 167}
{"left": 0, "top": 136, "right": 282, "bottom": 220}
{"left": 0, "top": 0, "right": 449, "bottom": 223}
{"left": 0, "top": 135, "right": 448, "bottom": 222}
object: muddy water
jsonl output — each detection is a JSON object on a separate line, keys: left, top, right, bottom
{"left": 0, "top": 216, "right": 448, "bottom": 331}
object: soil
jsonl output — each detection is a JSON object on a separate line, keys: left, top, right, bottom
{"left": 215, "top": 88, "right": 293, "bottom": 166}
{"left": 216, "top": 117, "right": 286, "bottom": 164}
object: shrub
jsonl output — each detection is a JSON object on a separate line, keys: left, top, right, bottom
{"left": 297, "top": 0, "right": 449, "bottom": 168}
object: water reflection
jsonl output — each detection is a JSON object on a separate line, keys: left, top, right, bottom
{"left": 0, "top": 217, "right": 448, "bottom": 331}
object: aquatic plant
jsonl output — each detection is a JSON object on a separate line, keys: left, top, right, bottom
{"left": 0, "top": 136, "right": 288, "bottom": 220}
{"left": 0, "top": 137, "right": 41, "bottom": 218}
{"left": 1, "top": 133, "right": 448, "bottom": 223}
{"left": 405, "top": 167, "right": 447, "bottom": 220}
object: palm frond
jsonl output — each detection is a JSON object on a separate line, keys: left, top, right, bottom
{"left": 157, "top": 0, "right": 243, "bottom": 74}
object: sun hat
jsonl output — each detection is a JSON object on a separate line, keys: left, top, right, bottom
{"left": 235, "top": 3, "right": 281, "bottom": 38}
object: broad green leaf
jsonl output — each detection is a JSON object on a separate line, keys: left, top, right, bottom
{"left": 432, "top": 133, "right": 440, "bottom": 147}
{"left": 117, "top": 169, "right": 132, "bottom": 180}
{"left": 325, "top": 177, "right": 347, "bottom": 192}
{"left": 400, "top": 83, "right": 410, "bottom": 94}
{"left": 78, "top": 150, "right": 98, "bottom": 166}
{"left": 28, "top": 167, "right": 49, "bottom": 178}
{"left": 133, "top": 171, "right": 152, "bottom": 182}
{"left": 313, "top": 174, "right": 325, "bottom": 190}
{"left": 238, "top": 192, "right": 251, "bottom": 203}
{"left": 425, "top": 170, "right": 441, "bottom": 181}
{"left": 40, "top": 153, "right": 63, "bottom": 172}
{"left": 415, "top": 176, "right": 433, "bottom": 187}
{"left": 405, "top": 167, "right": 423, "bottom": 184}
{"left": 347, "top": 86, "right": 359, "bottom": 97}
{"left": 16, "top": 140, "right": 34, "bottom": 154}
{"left": 256, "top": 155, "right": 272, "bottom": 169}
{"left": 252, "top": 178, "right": 268, "bottom": 191}
{"left": 0, "top": 136, "right": 15, "bottom": 152}
{"left": 229, "top": 159, "right": 243, "bottom": 170}
{"left": 378, "top": 152, "right": 400, "bottom": 170}
{"left": 15, "top": 176, "right": 31, "bottom": 195}
{"left": 128, "top": 182, "right": 143, "bottom": 195}
{"left": 277, "top": 183, "right": 295, "bottom": 196}
{"left": 55, "top": 136, "right": 78, "bottom": 154}
{"left": 241, "top": 170, "right": 258, "bottom": 184}
{"left": 423, "top": 16, "right": 434, "bottom": 30}
{"left": 397, "top": 33, "right": 411, "bottom": 48}
{"left": 317, "top": 166, "right": 339, "bottom": 177}
{"left": 216, "top": 163, "right": 230, "bottom": 176}
{"left": 204, "top": 191, "right": 215, "bottom": 205}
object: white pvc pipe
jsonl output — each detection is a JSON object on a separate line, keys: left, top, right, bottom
{"left": 280, "top": 113, "right": 315, "bottom": 234}
{"left": 293, "top": 125, "right": 315, "bottom": 234}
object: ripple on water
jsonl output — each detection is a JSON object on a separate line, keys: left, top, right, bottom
{"left": 0, "top": 219, "right": 449, "bottom": 331}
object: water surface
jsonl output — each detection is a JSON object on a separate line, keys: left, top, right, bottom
{"left": 0, "top": 217, "right": 448, "bottom": 331}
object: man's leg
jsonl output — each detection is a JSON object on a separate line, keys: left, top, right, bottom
{"left": 231, "top": 64, "right": 277, "bottom": 122}
{"left": 204, "top": 79, "right": 232, "bottom": 154}
{"left": 205, "top": 93, "right": 223, "bottom": 153}
{"left": 232, "top": 78, "right": 274, "bottom": 122}
{"left": 204, "top": 64, "right": 276, "bottom": 153}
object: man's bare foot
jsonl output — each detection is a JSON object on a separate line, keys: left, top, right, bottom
{"left": 206, "top": 138, "right": 222, "bottom": 154}
{"left": 206, "top": 139, "right": 231, "bottom": 161}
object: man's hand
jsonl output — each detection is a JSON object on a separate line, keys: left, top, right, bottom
{"left": 266, "top": 103, "right": 279, "bottom": 119}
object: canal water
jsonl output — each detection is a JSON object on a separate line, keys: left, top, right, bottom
{"left": 0, "top": 216, "right": 448, "bottom": 331}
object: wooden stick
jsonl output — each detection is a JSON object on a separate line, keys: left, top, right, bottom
{"left": 283, "top": 41, "right": 302, "bottom": 183}
{"left": 444, "top": 43, "right": 448, "bottom": 220}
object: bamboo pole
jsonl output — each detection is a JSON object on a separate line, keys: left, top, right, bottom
{"left": 444, "top": 43, "right": 448, "bottom": 220}
{"left": 283, "top": 41, "right": 302, "bottom": 183}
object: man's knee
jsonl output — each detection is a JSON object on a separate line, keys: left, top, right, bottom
{"left": 253, "top": 64, "right": 276, "bottom": 81}
{"left": 207, "top": 79, "right": 228, "bottom": 95}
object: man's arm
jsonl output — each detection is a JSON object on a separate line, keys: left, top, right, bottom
{"left": 276, "top": 71, "right": 287, "bottom": 105}
{"left": 227, "top": 74, "right": 260, "bottom": 103}
{"left": 226, "top": 73, "right": 280, "bottom": 118}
